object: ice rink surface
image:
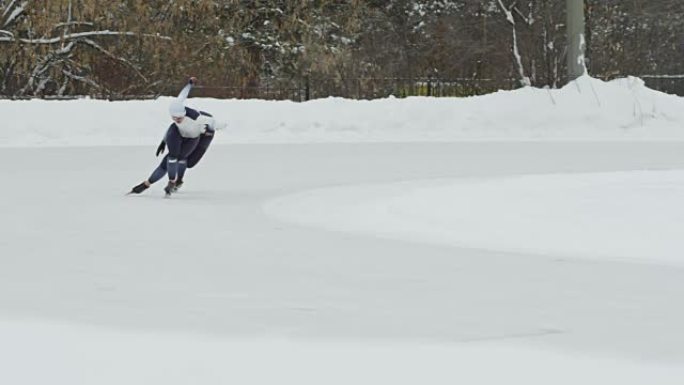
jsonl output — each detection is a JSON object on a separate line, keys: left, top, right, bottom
{"left": 2, "top": 141, "right": 684, "bottom": 384}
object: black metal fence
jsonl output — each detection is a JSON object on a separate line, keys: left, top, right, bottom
{"left": 185, "top": 77, "right": 518, "bottom": 102}
{"left": 1, "top": 75, "right": 682, "bottom": 101}
{"left": 186, "top": 75, "right": 684, "bottom": 100}
{"left": 641, "top": 76, "right": 684, "bottom": 96}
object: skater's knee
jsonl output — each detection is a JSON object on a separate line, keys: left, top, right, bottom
{"left": 165, "top": 136, "right": 183, "bottom": 158}
{"left": 167, "top": 147, "right": 181, "bottom": 158}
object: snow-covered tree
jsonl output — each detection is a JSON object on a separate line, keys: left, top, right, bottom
{"left": 0, "top": 0, "right": 681, "bottom": 98}
{"left": 0, "top": 0, "right": 171, "bottom": 96}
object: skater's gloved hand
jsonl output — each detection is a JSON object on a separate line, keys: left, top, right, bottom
{"left": 202, "top": 124, "right": 215, "bottom": 136}
{"left": 156, "top": 140, "right": 166, "bottom": 156}
{"left": 188, "top": 77, "right": 198, "bottom": 86}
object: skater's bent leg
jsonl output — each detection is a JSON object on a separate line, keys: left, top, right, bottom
{"left": 165, "top": 125, "right": 182, "bottom": 156}
{"left": 177, "top": 159, "right": 188, "bottom": 181}
{"left": 186, "top": 150, "right": 203, "bottom": 169}
{"left": 187, "top": 134, "right": 213, "bottom": 168}
{"left": 180, "top": 137, "right": 200, "bottom": 159}
{"left": 173, "top": 137, "right": 199, "bottom": 182}
{"left": 167, "top": 157, "right": 179, "bottom": 181}
{"left": 148, "top": 165, "right": 167, "bottom": 184}
{"left": 165, "top": 126, "right": 184, "bottom": 181}
{"left": 147, "top": 155, "right": 169, "bottom": 184}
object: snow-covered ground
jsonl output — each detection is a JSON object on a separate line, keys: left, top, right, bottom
{"left": 1, "top": 78, "right": 684, "bottom": 384}
{"left": 1, "top": 75, "right": 683, "bottom": 147}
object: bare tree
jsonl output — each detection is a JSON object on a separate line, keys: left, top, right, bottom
{"left": 1, "top": 0, "right": 682, "bottom": 99}
{"left": 0, "top": 0, "right": 170, "bottom": 96}
{"left": 496, "top": 0, "right": 532, "bottom": 87}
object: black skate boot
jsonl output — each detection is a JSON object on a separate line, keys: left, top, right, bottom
{"left": 129, "top": 182, "right": 149, "bottom": 195}
{"left": 173, "top": 179, "right": 184, "bottom": 192}
{"left": 164, "top": 180, "right": 176, "bottom": 197}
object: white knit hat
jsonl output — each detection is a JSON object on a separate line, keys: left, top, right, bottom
{"left": 168, "top": 99, "right": 186, "bottom": 117}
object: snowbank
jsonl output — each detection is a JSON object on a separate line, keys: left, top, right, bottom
{"left": 1, "top": 76, "right": 683, "bottom": 147}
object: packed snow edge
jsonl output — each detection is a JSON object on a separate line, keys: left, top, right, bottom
{"left": 1, "top": 75, "right": 682, "bottom": 147}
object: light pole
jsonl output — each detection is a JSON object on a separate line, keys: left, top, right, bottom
{"left": 567, "top": 0, "right": 586, "bottom": 80}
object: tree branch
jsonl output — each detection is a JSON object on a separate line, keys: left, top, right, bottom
{"left": 18, "top": 41, "right": 76, "bottom": 95}
{"left": 52, "top": 21, "right": 95, "bottom": 31}
{"left": 497, "top": 0, "right": 515, "bottom": 25}
{"left": 497, "top": 0, "right": 531, "bottom": 87}
{"left": 81, "top": 38, "right": 148, "bottom": 82}
{"left": 513, "top": 6, "right": 534, "bottom": 26}
{"left": 1, "top": 0, "right": 19, "bottom": 18}
{"left": 2, "top": 0, "right": 28, "bottom": 28}
{"left": 0, "top": 30, "right": 171, "bottom": 44}
{"left": 62, "top": 69, "right": 106, "bottom": 92}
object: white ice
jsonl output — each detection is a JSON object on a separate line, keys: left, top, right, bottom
{"left": 265, "top": 170, "right": 684, "bottom": 266}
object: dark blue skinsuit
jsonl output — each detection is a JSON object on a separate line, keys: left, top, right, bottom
{"left": 148, "top": 108, "right": 215, "bottom": 184}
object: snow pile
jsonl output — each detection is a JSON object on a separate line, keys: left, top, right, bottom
{"left": 1, "top": 75, "right": 683, "bottom": 147}
{"left": 265, "top": 169, "right": 684, "bottom": 266}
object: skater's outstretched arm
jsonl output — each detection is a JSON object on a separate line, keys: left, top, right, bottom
{"left": 176, "top": 77, "right": 197, "bottom": 103}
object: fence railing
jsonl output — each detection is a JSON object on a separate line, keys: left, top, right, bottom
{"left": 1, "top": 75, "right": 683, "bottom": 101}
{"left": 640, "top": 75, "right": 684, "bottom": 96}
{"left": 188, "top": 75, "right": 684, "bottom": 100}
{"left": 185, "top": 77, "right": 519, "bottom": 101}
